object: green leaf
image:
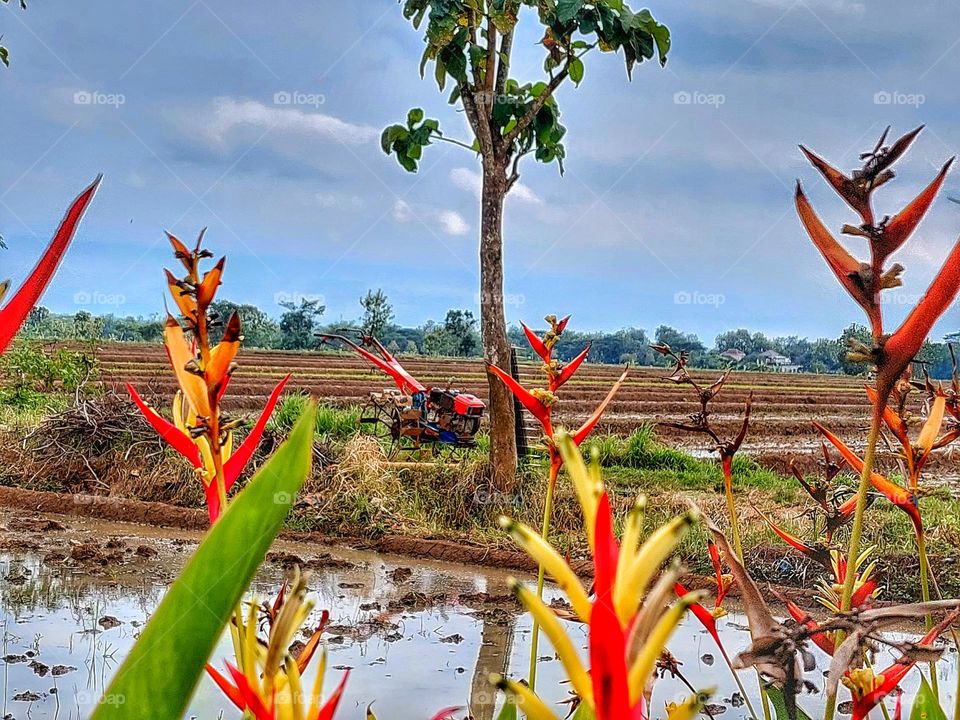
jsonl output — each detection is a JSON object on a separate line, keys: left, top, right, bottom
{"left": 764, "top": 684, "right": 814, "bottom": 720}
{"left": 570, "top": 701, "right": 597, "bottom": 720}
{"left": 556, "top": 0, "right": 585, "bottom": 24}
{"left": 0, "top": 45, "right": 8, "bottom": 68}
{"left": 91, "top": 403, "right": 317, "bottom": 720}
{"left": 495, "top": 699, "right": 518, "bottom": 720}
{"left": 569, "top": 57, "right": 584, "bottom": 85}
{"left": 407, "top": 108, "right": 424, "bottom": 127}
{"left": 380, "top": 124, "right": 407, "bottom": 154}
{"left": 911, "top": 673, "right": 947, "bottom": 720}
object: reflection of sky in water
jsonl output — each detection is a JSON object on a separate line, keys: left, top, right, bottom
{"left": 3, "top": 545, "right": 959, "bottom": 720}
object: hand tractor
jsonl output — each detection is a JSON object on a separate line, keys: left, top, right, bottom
{"left": 318, "top": 333, "right": 485, "bottom": 457}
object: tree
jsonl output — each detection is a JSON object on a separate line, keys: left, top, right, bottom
{"left": 422, "top": 309, "right": 481, "bottom": 356}
{"left": 278, "top": 298, "right": 325, "bottom": 350}
{"left": 654, "top": 325, "right": 704, "bottom": 357}
{"left": 838, "top": 323, "right": 872, "bottom": 375}
{"left": 209, "top": 300, "right": 281, "bottom": 348}
{"left": 359, "top": 289, "right": 394, "bottom": 338}
{"left": 0, "top": 0, "right": 26, "bottom": 67}
{"left": 384, "top": 0, "right": 670, "bottom": 489}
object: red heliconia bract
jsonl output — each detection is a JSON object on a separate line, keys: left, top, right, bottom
{"left": 0, "top": 176, "right": 101, "bottom": 355}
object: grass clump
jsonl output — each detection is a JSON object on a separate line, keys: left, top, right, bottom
{"left": 269, "top": 394, "right": 361, "bottom": 442}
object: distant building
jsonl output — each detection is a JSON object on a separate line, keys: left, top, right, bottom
{"left": 758, "top": 349, "right": 802, "bottom": 373}
{"left": 719, "top": 348, "right": 746, "bottom": 363}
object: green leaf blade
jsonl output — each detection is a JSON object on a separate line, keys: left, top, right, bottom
{"left": 91, "top": 402, "right": 317, "bottom": 720}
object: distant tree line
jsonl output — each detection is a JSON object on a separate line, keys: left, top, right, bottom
{"left": 16, "top": 293, "right": 960, "bottom": 378}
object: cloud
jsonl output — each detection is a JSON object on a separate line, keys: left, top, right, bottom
{"left": 204, "top": 97, "right": 379, "bottom": 146}
{"left": 316, "top": 192, "right": 363, "bottom": 209}
{"left": 392, "top": 200, "right": 470, "bottom": 236}
{"left": 450, "top": 167, "right": 542, "bottom": 205}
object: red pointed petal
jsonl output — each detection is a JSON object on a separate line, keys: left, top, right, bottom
{"left": 205, "top": 664, "right": 245, "bottom": 710}
{"left": 590, "top": 587, "right": 633, "bottom": 719}
{"left": 429, "top": 708, "right": 462, "bottom": 720}
{"left": 885, "top": 234, "right": 960, "bottom": 386}
{"left": 573, "top": 366, "right": 628, "bottom": 445}
{"left": 813, "top": 422, "right": 923, "bottom": 534}
{"left": 592, "top": 493, "right": 620, "bottom": 602}
{"left": 0, "top": 176, "right": 101, "bottom": 354}
{"left": 487, "top": 363, "right": 552, "bottom": 434}
{"left": 315, "top": 670, "right": 350, "bottom": 720}
{"left": 707, "top": 540, "right": 729, "bottom": 605}
{"left": 556, "top": 315, "right": 571, "bottom": 334}
{"left": 675, "top": 582, "right": 731, "bottom": 663}
{"left": 878, "top": 158, "right": 954, "bottom": 262}
{"left": 756, "top": 508, "right": 832, "bottom": 570}
{"left": 225, "top": 663, "right": 273, "bottom": 719}
{"left": 127, "top": 383, "right": 202, "bottom": 468}
{"left": 521, "top": 321, "right": 550, "bottom": 361}
{"left": 554, "top": 343, "right": 591, "bottom": 390}
{"left": 204, "top": 480, "right": 221, "bottom": 524}
{"left": 799, "top": 146, "right": 871, "bottom": 222}
{"left": 223, "top": 375, "right": 290, "bottom": 491}
{"left": 782, "top": 599, "right": 835, "bottom": 655}
{"left": 795, "top": 183, "right": 877, "bottom": 331}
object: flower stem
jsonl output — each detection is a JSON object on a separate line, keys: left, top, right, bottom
{"left": 528, "top": 453, "right": 560, "bottom": 691}
{"left": 917, "top": 530, "right": 939, "bottom": 695}
{"left": 824, "top": 400, "right": 884, "bottom": 720}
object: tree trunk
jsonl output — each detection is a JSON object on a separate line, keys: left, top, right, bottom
{"left": 480, "top": 160, "right": 518, "bottom": 492}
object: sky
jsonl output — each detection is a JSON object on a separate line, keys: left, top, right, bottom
{"left": 2, "top": 1, "right": 960, "bottom": 345}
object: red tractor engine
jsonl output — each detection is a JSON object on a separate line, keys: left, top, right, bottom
{"left": 427, "top": 387, "right": 485, "bottom": 441}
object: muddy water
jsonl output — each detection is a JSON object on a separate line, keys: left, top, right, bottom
{"left": 1, "top": 513, "right": 956, "bottom": 719}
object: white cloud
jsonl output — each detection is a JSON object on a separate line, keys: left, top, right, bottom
{"left": 204, "top": 97, "right": 379, "bottom": 145}
{"left": 450, "top": 167, "right": 542, "bottom": 205}
{"left": 316, "top": 192, "right": 362, "bottom": 209}
{"left": 436, "top": 210, "right": 470, "bottom": 235}
{"left": 392, "top": 199, "right": 469, "bottom": 236}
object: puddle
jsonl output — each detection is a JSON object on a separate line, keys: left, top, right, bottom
{"left": 1, "top": 512, "right": 956, "bottom": 719}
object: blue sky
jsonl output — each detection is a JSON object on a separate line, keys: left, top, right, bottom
{"left": 2, "top": 1, "right": 960, "bottom": 344}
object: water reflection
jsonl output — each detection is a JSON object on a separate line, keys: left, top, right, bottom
{"left": 2, "top": 515, "right": 958, "bottom": 719}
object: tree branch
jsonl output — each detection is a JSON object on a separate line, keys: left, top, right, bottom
{"left": 495, "top": 29, "right": 513, "bottom": 96}
{"left": 482, "top": 18, "right": 498, "bottom": 117}
{"left": 459, "top": 81, "right": 494, "bottom": 159}
{"left": 502, "top": 46, "right": 594, "bottom": 149}
{"left": 435, "top": 135, "right": 477, "bottom": 152}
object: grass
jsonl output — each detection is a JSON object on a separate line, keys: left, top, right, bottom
{"left": 5, "top": 391, "right": 960, "bottom": 601}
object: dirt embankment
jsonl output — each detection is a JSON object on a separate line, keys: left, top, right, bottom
{"left": 0, "top": 485, "right": 591, "bottom": 578}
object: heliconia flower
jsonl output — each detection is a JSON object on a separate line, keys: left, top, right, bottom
{"left": 554, "top": 343, "right": 591, "bottom": 390}
{"left": 208, "top": 570, "right": 347, "bottom": 720}
{"left": 0, "top": 176, "right": 101, "bottom": 355}
{"left": 496, "top": 435, "right": 706, "bottom": 720}
{"left": 754, "top": 505, "right": 833, "bottom": 571}
{"left": 521, "top": 320, "right": 551, "bottom": 362}
{"left": 879, "top": 235, "right": 960, "bottom": 392}
{"left": 842, "top": 611, "right": 959, "bottom": 720}
{"left": 874, "top": 158, "right": 954, "bottom": 264}
{"left": 778, "top": 596, "right": 836, "bottom": 656}
{"left": 708, "top": 540, "right": 733, "bottom": 611}
{"left": 817, "top": 547, "right": 879, "bottom": 613}
{"left": 813, "top": 421, "right": 923, "bottom": 535}
{"left": 795, "top": 183, "right": 880, "bottom": 336}
{"left": 487, "top": 363, "right": 553, "bottom": 436}
{"left": 799, "top": 126, "right": 923, "bottom": 226}
{"left": 128, "top": 375, "right": 288, "bottom": 522}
